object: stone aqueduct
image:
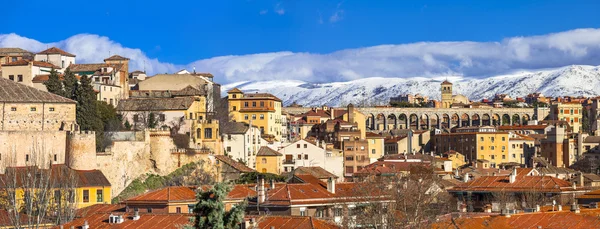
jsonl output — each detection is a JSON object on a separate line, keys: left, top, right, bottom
{"left": 283, "top": 107, "right": 538, "bottom": 130}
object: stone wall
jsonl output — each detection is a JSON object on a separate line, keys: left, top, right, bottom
{"left": 0, "top": 131, "right": 68, "bottom": 171}
{"left": 1, "top": 102, "right": 76, "bottom": 131}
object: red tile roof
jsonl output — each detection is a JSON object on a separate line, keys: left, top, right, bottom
{"left": 56, "top": 204, "right": 192, "bottom": 229}
{"left": 37, "top": 47, "right": 75, "bottom": 57}
{"left": 2, "top": 59, "right": 60, "bottom": 68}
{"left": 104, "top": 55, "right": 130, "bottom": 61}
{"left": 449, "top": 170, "right": 576, "bottom": 193}
{"left": 435, "top": 209, "right": 600, "bottom": 229}
{"left": 366, "top": 132, "right": 383, "bottom": 138}
{"left": 252, "top": 216, "right": 340, "bottom": 229}
{"left": 354, "top": 161, "right": 431, "bottom": 176}
{"left": 126, "top": 186, "right": 196, "bottom": 203}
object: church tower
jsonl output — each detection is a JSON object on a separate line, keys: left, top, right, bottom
{"left": 441, "top": 80, "right": 453, "bottom": 108}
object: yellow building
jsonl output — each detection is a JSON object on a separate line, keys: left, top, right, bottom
{"left": 256, "top": 146, "right": 283, "bottom": 174}
{"left": 366, "top": 132, "right": 385, "bottom": 162}
{"left": 2, "top": 165, "right": 111, "bottom": 210}
{"left": 341, "top": 104, "right": 367, "bottom": 139}
{"left": 227, "top": 88, "right": 283, "bottom": 141}
{"left": 443, "top": 150, "right": 467, "bottom": 169}
{"left": 433, "top": 131, "right": 510, "bottom": 168}
{"left": 551, "top": 102, "right": 583, "bottom": 133}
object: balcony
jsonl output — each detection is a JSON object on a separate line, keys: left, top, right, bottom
{"left": 283, "top": 159, "right": 296, "bottom": 165}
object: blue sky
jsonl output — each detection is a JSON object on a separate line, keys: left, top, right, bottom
{"left": 2, "top": 0, "right": 600, "bottom": 83}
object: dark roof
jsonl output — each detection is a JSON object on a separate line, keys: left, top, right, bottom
{"left": 214, "top": 155, "right": 255, "bottom": 173}
{"left": 104, "top": 55, "right": 130, "bottom": 61}
{"left": 257, "top": 146, "right": 282, "bottom": 156}
{"left": 0, "top": 165, "right": 110, "bottom": 188}
{"left": 227, "top": 88, "right": 243, "bottom": 93}
{"left": 171, "top": 85, "right": 207, "bottom": 97}
{"left": 0, "top": 78, "right": 75, "bottom": 103}
{"left": 76, "top": 169, "right": 111, "bottom": 187}
{"left": 37, "top": 47, "right": 75, "bottom": 57}
{"left": 32, "top": 74, "right": 81, "bottom": 83}
{"left": 441, "top": 80, "right": 453, "bottom": 85}
{"left": 116, "top": 97, "right": 195, "bottom": 111}
{"left": 68, "top": 63, "right": 109, "bottom": 72}
{"left": 222, "top": 122, "right": 251, "bottom": 134}
{"left": 2, "top": 59, "right": 60, "bottom": 68}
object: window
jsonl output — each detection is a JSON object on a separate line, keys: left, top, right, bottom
{"left": 8, "top": 75, "right": 14, "bottom": 81}
{"left": 109, "top": 99, "right": 113, "bottom": 105}
{"left": 372, "top": 149, "right": 376, "bottom": 154}
{"left": 260, "top": 101, "right": 264, "bottom": 107}
{"left": 54, "top": 190, "right": 61, "bottom": 204}
{"left": 299, "top": 208, "right": 307, "bottom": 216}
{"left": 491, "top": 146, "right": 495, "bottom": 150}
{"left": 304, "top": 144, "right": 307, "bottom": 148}
{"left": 133, "top": 115, "right": 139, "bottom": 122}
{"left": 480, "top": 146, "right": 484, "bottom": 150}
{"left": 227, "top": 134, "right": 232, "bottom": 140}
{"left": 17, "top": 75, "right": 23, "bottom": 82}
{"left": 97, "top": 189, "right": 103, "bottom": 203}
{"left": 360, "top": 146, "right": 365, "bottom": 150}
{"left": 252, "top": 102, "right": 256, "bottom": 107}
{"left": 480, "top": 137, "right": 484, "bottom": 142}
{"left": 62, "top": 60, "right": 65, "bottom": 68}
{"left": 252, "top": 114, "right": 256, "bottom": 120}
{"left": 49, "top": 107, "right": 55, "bottom": 112}
{"left": 262, "top": 158, "right": 267, "bottom": 164}
{"left": 512, "top": 154, "right": 516, "bottom": 158}
{"left": 502, "top": 155, "right": 505, "bottom": 159}
{"left": 176, "top": 207, "right": 182, "bottom": 213}
{"left": 298, "top": 154, "right": 302, "bottom": 160}
{"left": 83, "top": 190, "right": 89, "bottom": 203}
{"left": 244, "top": 115, "right": 249, "bottom": 120}
{"left": 26, "top": 154, "right": 29, "bottom": 162}
{"left": 244, "top": 102, "right": 248, "bottom": 107}
{"left": 159, "top": 114, "right": 166, "bottom": 121}
{"left": 227, "top": 146, "right": 231, "bottom": 152}
{"left": 334, "top": 208, "right": 343, "bottom": 217}
{"left": 304, "top": 155, "right": 308, "bottom": 160}
{"left": 147, "top": 208, "right": 153, "bottom": 213}
{"left": 54, "top": 154, "right": 57, "bottom": 162}
{"left": 233, "top": 106, "right": 237, "bottom": 111}
{"left": 259, "top": 127, "right": 264, "bottom": 134}
{"left": 346, "top": 156, "right": 354, "bottom": 161}
{"left": 196, "top": 128, "right": 201, "bottom": 138}
{"left": 297, "top": 144, "right": 300, "bottom": 148}
{"left": 501, "top": 137, "right": 505, "bottom": 141}
{"left": 188, "top": 204, "right": 195, "bottom": 213}
{"left": 189, "top": 112, "right": 193, "bottom": 119}
{"left": 11, "top": 57, "right": 17, "bottom": 62}
{"left": 204, "top": 128, "right": 213, "bottom": 139}
{"left": 10, "top": 107, "right": 16, "bottom": 111}
{"left": 30, "top": 107, "right": 36, "bottom": 111}
{"left": 260, "top": 114, "right": 264, "bottom": 120}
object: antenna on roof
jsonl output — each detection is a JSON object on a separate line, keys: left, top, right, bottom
{"left": 193, "top": 66, "right": 196, "bottom": 74}
{"left": 143, "top": 60, "right": 146, "bottom": 73}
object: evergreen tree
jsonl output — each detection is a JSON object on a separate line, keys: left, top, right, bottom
{"left": 190, "top": 183, "right": 246, "bottom": 229}
{"left": 62, "top": 68, "right": 78, "bottom": 99}
{"left": 44, "top": 69, "right": 64, "bottom": 96}
{"left": 148, "top": 113, "right": 157, "bottom": 128}
{"left": 73, "top": 75, "right": 101, "bottom": 131}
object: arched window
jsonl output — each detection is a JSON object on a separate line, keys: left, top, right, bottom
{"left": 196, "top": 128, "right": 201, "bottom": 138}
{"left": 262, "top": 158, "right": 267, "bottom": 164}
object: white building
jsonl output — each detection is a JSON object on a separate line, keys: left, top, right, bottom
{"left": 34, "top": 47, "right": 76, "bottom": 71}
{"left": 222, "top": 122, "right": 266, "bottom": 169}
{"left": 278, "top": 139, "right": 344, "bottom": 179}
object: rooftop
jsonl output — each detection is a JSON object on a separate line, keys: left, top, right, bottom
{"left": 37, "top": 47, "right": 75, "bottom": 57}
{"left": 288, "top": 166, "right": 338, "bottom": 180}
{"left": 116, "top": 97, "right": 196, "bottom": 111}
{"left": 104, "top": 55, "right": 130, "bottom": 61}
{"left": 214, "top": 155, "right": 255, "bottom": 173}
{"left": 0, "top": 77, "right": 75, "bottom": 103}
{"left": 2, "top": 59, "right": 60, "bottom": 68}
{"left": 0, "top": 47, "right": 31, "bottom": 55}
{"left": 449, "top": 168, "right": 577, "bottom": 193}
{"left": 249, "top": 215, "right": 340, "bottom": 229}
{"left": 257, "top": 146, "right": 283, "bottom": 156}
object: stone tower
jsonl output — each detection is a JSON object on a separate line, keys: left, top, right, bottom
{"left": 441, "top": 80, "right": 453, "bottom": 108}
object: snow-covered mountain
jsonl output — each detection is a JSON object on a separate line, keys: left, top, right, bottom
{"left": 221, "top": 65, "right": 600, "bottom": 107}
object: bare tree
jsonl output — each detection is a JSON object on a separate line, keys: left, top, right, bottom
{"left": 492, "top": 188, "right": 515, "bottom": 212}
{"left": 0, "top": 146, "right": 79, "bottom": 228}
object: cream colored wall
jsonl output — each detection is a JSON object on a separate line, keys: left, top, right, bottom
{"left": 1, "top": 65, "right": 33, "bottom": 86}
{"left": 34, "top": 54, "right": 74, "bottom": 71}
{"left": 223, "top": 126, "right": 264, "bottom": 170}
{"left": 367, "top": 137, "right": 384, "bottom": 161}
{"left": 1, "top": 102, "right": 76, "bottom": 131}
{"left": 0, "top": 131, "right": 67, "bottom": 172}
{"left": 94, "top": 84, "right": 123, "bottom": 106}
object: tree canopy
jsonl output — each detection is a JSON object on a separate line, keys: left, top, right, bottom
{"left": 190, "top": 183, "right": 246, "bottom": 229}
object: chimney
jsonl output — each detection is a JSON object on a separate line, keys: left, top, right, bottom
{"left": 571, "top": 203, "right": 580, "bottom": 213}
{"left": 578, "top": 172, "right": 585, "bottom": 187}
{"left": 258, "top": 177, "right": 266, "bottom": 203}
{"left": 82, "top": 221, "right": 89, "bottom": 229}
{"left": 269, "top": 179, "right": 275, "bottom": 190}
{"left": 463, "top": 173, "right": 469, "bottom": 182}
{"left": 330, "top": 108, "right": 335, "bottom": 120}
{"left": 509, "top": 168, "right": 517, "bottom": 183}
{"left": 454, "top": 169, "right": 459, "bottom": 177}
{"left": 327, "top": 177, "right": 336, "bottom": 194}
{"left": 133, "top": 208, "right": 140, "bottom": 221}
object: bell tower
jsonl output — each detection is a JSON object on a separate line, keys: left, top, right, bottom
{"left": 441, "top": 80, "right": 453, "bottom": 108}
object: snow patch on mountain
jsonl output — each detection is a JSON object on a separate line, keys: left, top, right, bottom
{"left": 221, "top": 65, "right": 600, "bottom": 107}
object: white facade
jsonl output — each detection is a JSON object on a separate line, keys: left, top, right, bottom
{"left": 223, "top": 125, "right": 266, "bottom": 169}
{"left": 278, "top": 139, "right": 344, "bottom": 179}
{"left": 34, "top": 53, "right": 75, "bottom": 71}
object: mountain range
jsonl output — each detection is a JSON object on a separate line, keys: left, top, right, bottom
{"left": 221, "top": 65, "right": 600, "bottom": 107}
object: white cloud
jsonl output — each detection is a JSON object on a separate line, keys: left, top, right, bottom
{"left": 274, "top": 3, "right": 285, "bottom": 15}
{"left": 329, "top": 10, "right": 344, "bottom": 23}
{"left": 259, "top": 9, "right": 268, "bottom": 15}
{"left": 2, "top": 29, "right": 600, "bottom": 84}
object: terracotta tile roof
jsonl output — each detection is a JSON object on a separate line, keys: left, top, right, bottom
{"left": 76, "top": 169, "right": 112, "bottom": 187}
{"left": 214, "top": 155, "right": 255, "bottom": 173}
{"left": 577, "top": 189, "right": 600, "bottom": 199}
{"left": 449, "top": 171, "right": 576, "bottom": 193}
{"left": 116, "top": 97, "right": 195, "bottom": 111}
{"left": 104, "top": 55, "right": 130, "bottom": 61}
{"left": 289, "top": 166, "right": 338, "bottom": 179}
{"left": 441, "top": 80, "right": 453, "bottom": 85}
{"left": 257, "top": 146, "right": 282, "bottom": 156}
{"left": 32, "top": 74, "right": 81, "bottom": 83}
{"left": 56, "top": 205, "right": 192, "bottom": 229}
{"left": 354, "top": 161, "right": 431, "bottom": 176}
{"left": 510, "top": 133, "right": 535, "bottom": 141}
{"left": 252, "top": 216, "right": 340, "bottom": 229}
{"left": 2, "top": 59, "right": 60, "bottom": 68}
{"left": 69, "top": 63, "right": 110, "bottom": 72}
{"left": 366, "top": 132, "right": 383, "bottom": 138}
{"left": 435, "top": 209, "right": 600, "bottom": 229}
{"left": 126, "top": 186, "right": 196, "bottom": 203}
{"left": 0, "top": 48, "right": 31, "bottom": 55}
{"left": 384, "top": 136, "right": 406, "bottom": 143}
{"left": 37, "top": 47, "right": 75, "bottom": 57}
{"left": 227, "top": 87, "right": 243, "bottom": 93}
{"left": 0, "top": 77, "right": 75, "bottom": 103}
{"left": 0, "top": 165, "right": 110, "bottom": 188}
{"left": 302, "top": 110, "right": 330, "bottom": 118}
